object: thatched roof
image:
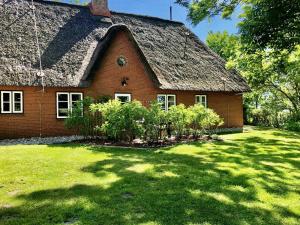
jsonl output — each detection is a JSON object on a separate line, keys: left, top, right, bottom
{"left": 0, "top": 0, "right": 250, "bottom": 92}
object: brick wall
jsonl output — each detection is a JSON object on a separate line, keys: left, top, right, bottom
{"left": 0, "top": 31, "right": 243, "bottom": 139}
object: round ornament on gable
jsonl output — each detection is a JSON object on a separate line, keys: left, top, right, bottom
{"left": 117, "top": 56, "right": 127, "bottom": 67}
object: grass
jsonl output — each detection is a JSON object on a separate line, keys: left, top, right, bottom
{"left": 0, "top": 126, "right": 299, "bottom": 225}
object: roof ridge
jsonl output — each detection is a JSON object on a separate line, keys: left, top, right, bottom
{"left": 111, "top": 11, "right": 184, "bottom": 25}
{"left": 29, "top": 1, "right": 184, "bottom": 25}
{"left": 28, "top": 0, "right": 88, "bottom": 9}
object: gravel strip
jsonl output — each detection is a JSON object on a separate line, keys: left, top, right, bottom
{"left": 0, "top": 136, "right": 85, "bottom": 146}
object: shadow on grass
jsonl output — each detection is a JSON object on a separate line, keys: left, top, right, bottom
{"left": 0, "top": 132, "right": 300, "bottom": 225}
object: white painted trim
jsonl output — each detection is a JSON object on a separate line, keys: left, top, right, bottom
{"left": 12, "top": 91, "right": 23, "bottom": 113}
{"left": 157, "top": 94, "right": 167, "bottom": 111}
{"left": 157, "top": 94, "right": 176, "bottom": 111}
{"left": 70, "top": 93, "right": 83, "bottom": 115}
{"left": 56, "top": 92, "right": 70, "bottom": 119}
{"left": 167, "top": 94, "right": 176, "bottom": 110}
{"left": 1, "top": 91, "right": 12, "bottom": 114}
{"left": 195, "top": 95, "right": 207, "bottom": 108}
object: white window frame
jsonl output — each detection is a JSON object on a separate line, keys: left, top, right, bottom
{"left": 0, "top": 91, "right": 23, "bottom": 114}
{"left": 12, "top": 91, "right": 23, "bottom": 113}
{"left": 195, "top": 95, "right": 207, "bottom": 108}
{"left": 1, "top": 91, "right": 12, "bottom": 114}
{"left": 70, "top": 93, "right": 84, "bottom": 114}
{"left": 157, "top": 94, "right": 176, "bottom": 111}
{"left": 115, "top": 93, "right": 132, "bottom": 103}
{"left": 56, "top": 92, "right": 83, "bottom": 119}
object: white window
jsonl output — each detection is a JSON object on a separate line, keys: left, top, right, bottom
{"left": 56, "top": 92, "right": 83, "bottom": 118}
{"left": 13, "top": 91, "right": 23, "bottom": 113}
{"left": 115, "top": 93, "right": 131, "bottom": 103}
{"left": 1, "top": 91, "right": 23, "bottom": 114}
{"left": 70, "top": 93, "right": 83, "bottom": 113}
{"left": 157, "top": 94, "right": 176, "bottom": 111}
{"left": 195, "top": 95, "right": 207, "bottom": 107}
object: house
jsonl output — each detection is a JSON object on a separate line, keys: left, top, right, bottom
{"left": 0, "top": 0, "right": 250, "bottom": 139}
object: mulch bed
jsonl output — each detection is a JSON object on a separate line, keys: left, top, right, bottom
{"left": 72, "top": 135, "right": 223, "bottom": 149}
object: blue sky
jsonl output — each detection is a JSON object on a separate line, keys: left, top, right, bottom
{"left": 65, "top": 0, "right": 242, "bottom": 41}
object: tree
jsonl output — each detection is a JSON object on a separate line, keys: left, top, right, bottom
{"left": 228, "top": 46, "right": 300, "bottom": 118}
{"left": 206, "top": 31, "right": 239, "bottom": 60}
{"left": 206, "top": 31, "right": 300, "bottom": 127}
{"left": 176, "top": 0, "right": 300, "bottom": 51}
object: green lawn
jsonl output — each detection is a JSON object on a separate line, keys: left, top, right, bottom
{"left": 0, "top": 127, "right": 299, "bottom": 225}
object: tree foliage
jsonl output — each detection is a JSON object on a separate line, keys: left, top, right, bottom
{"left": 206, "top": 31, "right": 239, "bottom": 61}
{"left": 176, "top": 0, "right": 300, "bottom": 51}
{"left": 206, "top": 31, "right": 300, "bottom": 129}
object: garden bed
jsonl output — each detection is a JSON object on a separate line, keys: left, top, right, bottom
{"left": 72, "top": 135, "right": 223, "bottom": 148}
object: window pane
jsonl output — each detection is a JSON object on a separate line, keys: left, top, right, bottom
{"left": 58, "top": 102, "right": 69, "bottom": 109}
{"left": 14, "top": 103, "right": 21, "bottom": 112}
{"left": 3, "top": 93, "right": 10, "bottom": 102}
{"left": 167, "top": 95, "right": 176, "bottom": 109}
{"left": 117, "top": 96, "right": 129, "bottom": 103}
{"left": 58, "top": 109, "right": 69, "bottom": 117}
{"left": 14, "top": 93, "right": 21, "bottom": 102}
{"left": 168, "top": 101, "right": 175, "bottom": 108}
{"left": 157, "top": 95, "right": 166, "bottom": 110}
{"left": 196, "top": 96, "right": 206, "bottom": 107}
{"left": 168, "top": 95, "right": 175, "bottom": 102}
{"left": 71, "top": 94, "right": 82, "bottom": 102}
{"left": 58, "top": 94, "right": 68, "bottom": 101}
{"left": 3, "top": 103, "right": 10, "bottom": 112}
{"left": 157, "top": 95, "right": 166, "bottom": 103}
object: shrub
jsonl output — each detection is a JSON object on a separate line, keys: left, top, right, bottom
{"left": 202, "top": 108, "right": 224, "bottom": 132}
{"left": 65, "top": 97, "right": 102, "bottom": 137}
{"left": 96, "top": 95, "right": 112, "bottom": 103}
{"left": 66, "top": 97, "right": 225, "bottom": 142}
{"left": 189, "top": 104, "right": 208, "bottom": 136}
{"left": 144, "top": 101, "right": 168, "bottom": 142}
{"left": 93, "top": 100, "right": 147, "bottom": 141}
{"left": 167, "top": 104, "right": 192, "bottom": 139}
{"left": 189, "top": 104, "right": 224, "bottom": 136}
{"left": 284, "top": 116, "right": 300, "bottom": 132}
{"left": 285, "top": 121, "right": 300, "bottom": 132}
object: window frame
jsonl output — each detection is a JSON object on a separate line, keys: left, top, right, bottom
{"left": 157, "top": 94, "right": 176, "bottom": 111}
{"left": 56, "top": 92, "right": 83, "bottom": 119}
{"left": 1, "top": 91, "right": 12, "bottom": 114}
{"left": 115, "top": 93, "right": 132, "bottom": 103}
{"left": 12, "top": 91, "right": 23, "bottom": 113}
{"left": 70, "top": 93, "right": 84, "bottom": 115}
{"left": 195, "top": 95, "right": 207, "bottom": 108}
{"left": 0, "top": 91, "right": 24, "bottom": 114}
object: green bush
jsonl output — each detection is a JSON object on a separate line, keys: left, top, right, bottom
{"left": 93, "top": 100, "right": 147, "bottom": 141}
{"left": 167, "top": 104, "right": 192, "bottom": 139}
{"left": 284, "top": 120, "right": 300, "bottom": 132}
{"left": 96, "top": 95, "right": 112, "bottom": 103}
{"left": 189, "top": 104, "right": 224, "bottom": 136}
{"left": 189, "top": 104, "right": 208, "bottom": 136}
{"left": 144, "top": 101, "right": 168, "bottom": 142}
{"left": 202, "top": 108, "right": 224, "bottom": 131}
{"left": 67, "top": 97, "right": 225, "bottom": 142}
{"left": 65, "top": 97, "right": 102, "bottom": 137}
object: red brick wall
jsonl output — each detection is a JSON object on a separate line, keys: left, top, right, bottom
{"left": 0, "top": 31, "right": 243, "bottom": 139}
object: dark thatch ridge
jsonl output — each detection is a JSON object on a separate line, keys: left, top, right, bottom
{"left": 0, "top": 0, "right": 250, "bottom": 92}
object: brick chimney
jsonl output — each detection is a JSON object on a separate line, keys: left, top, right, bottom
{"left": 89, "top": 0, "right": 111, "bottom": 17}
